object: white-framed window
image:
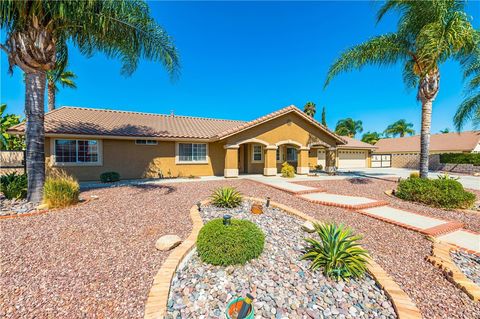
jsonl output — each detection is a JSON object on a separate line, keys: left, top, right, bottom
{"left": 177, "top": 143, "right": 208, "bottom": 163}
{"left": 286, "top": 147, "right": 298, "bottom": 162}
{"left": 54, "top": 139, "right": 101, "bottom": 165}
{"left": 135, "top": 140, "right": 158, "bottom": 145}
{"left": 252, "top": 144, "right": 263, "bottom": 162}
{"left": 276, "top": 147, "right": 283, "bottom": 163}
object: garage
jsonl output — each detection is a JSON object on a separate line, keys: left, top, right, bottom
{"left": 337, "top": 150, "right": 367, "bottom": 168}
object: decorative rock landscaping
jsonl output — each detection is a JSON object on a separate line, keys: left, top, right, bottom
{"left": 165, "top": 200, "right": 396, "bottom": 318}
{"left": 451, "top": 250, "right": 480, "bottom": 286}
{"left": 0, "top": 195, "right": 36, "bottom": 216}
{"left": 155, "top": 235, "right": 182, "bottom": 251}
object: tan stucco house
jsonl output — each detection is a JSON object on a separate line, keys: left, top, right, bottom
{"left": 8, "top": 105, "right": 375, "bottom": 181}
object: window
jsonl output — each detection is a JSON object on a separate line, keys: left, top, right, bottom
{"left": 136, "top": 140, "right": 158, "bottom": 145}
{"left": 252, "top": 145, "right": 263, "bottom": 162}
{"left": 276, "top": 147, "right": 283, "bottom": 162}
{"left": 55, "top": 139, "right": 99, "bottom": 164}
{"left": 178, "top": 143, "right": 207, "bottom": 163}
{"left": 286, "top": 147, "right": 297, "bottom": 162}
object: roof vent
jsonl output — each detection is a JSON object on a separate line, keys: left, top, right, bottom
{"left": 170, "top": 110, "right": 175, "bottom": 117}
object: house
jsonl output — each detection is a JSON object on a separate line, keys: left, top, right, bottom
{"left": 8, "top": 105, "right": 376, "bottom": 181}
{"left": 372, "top": 131, "right": 480, "bottom": 168}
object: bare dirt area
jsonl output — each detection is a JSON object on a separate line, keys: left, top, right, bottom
{"left": 1, "top": 179, "right": 479, "bottom": 318}
{"left": 297, "top": 177, "right": 480, "bottom": 233}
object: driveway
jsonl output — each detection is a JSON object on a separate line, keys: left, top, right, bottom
{"left": 340, "top": 167, "right": 480, "bottom": 190}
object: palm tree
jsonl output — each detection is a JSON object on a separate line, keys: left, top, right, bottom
{"left": 324, "top": 0, "right": 478, "bottom": 178}
{"left": 0, "top": 0, "right": 179, "bottom": 203}
{"left": 440, "top": 128, "right": 450, "bottom": 134}
{"left": 47, "top": 70, "right": 77, "bottom": 111}
{"left": 321, "top": 106, "right": 327, "bottom": 126}
{"left": 361, "top": 131, "right": 382, "bottom": 145}
{"left": 454, "top": 53, "right": 480, "bottom": 130}
{"left": 384, "top": 119, "right": 415, "bottom": 137}
{"left": 304, "top": 101, "right": 316, "bottom": 117}
{"left": 335, "top": 118, "right": 363, "bottom": 138}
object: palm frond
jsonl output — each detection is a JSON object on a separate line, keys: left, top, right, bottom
{"left": 454, "top": 94, "right": 480, "bottom": 131}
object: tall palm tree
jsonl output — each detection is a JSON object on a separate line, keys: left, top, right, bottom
{"left": 304, "top": 101, "right": 316, "bottom": 117}
{"left": 325, "top": 0, "right": 478, "bottom": 178}
{"left": 335, "top": 118, "right": 363, "bottom": 138}
{"left": 47, "top": 70, "right": 77, "bottom": 111}
{"left": 361, "top": 131, "right": 382, "bottom": 145}
{"left": 0, "top": 0, "right": 179, "bottom": 202}
{"left": 454, "top": 53, "right": 480, "bottom": 130}
{"left": 321, "top": 106, "right": 327, "bottom": 126}
{"left": 384, "top": 119, "right": 415, "bottom": 137}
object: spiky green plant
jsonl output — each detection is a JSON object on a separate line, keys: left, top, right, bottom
{"left": 301, "top": 223, "right": 369, "bottom": 280}
{"left": 384, "top": 119, "right": 415, "bottom": 137}
{"left": 210, "top": 187, "right": 243, "bottom": 208}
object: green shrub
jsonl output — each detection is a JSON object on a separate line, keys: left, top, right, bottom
{"left": 281, "top": 162, "right": 295, "bottom": 178}
{"left": 409, "top": 171, "right": 420, "bottom": 178}
{"left": 43, "top": 172, "right": 80, "bottom": 208}
{"left": 440, "top": 153, "right": 480, "bottom": 166}
{"left": 0, "top": 172, "right": 27, "bottom": 199}
{"left": 396, "top": 177, "right": 476, "bottom": 209}
{"left": 210, "top": 187, "right": 243, "bottom": 208}
{"left": 197, "top": 218, "right": 265, "bottom": 266}
{"left": 100, "top": 171, "right": 120, "bottom": 183}
{"left": 301, "top": 223, "right": 369, "bottom": 280}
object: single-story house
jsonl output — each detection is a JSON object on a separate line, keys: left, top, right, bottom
{"left": 8, "top": 105, "right": 375, "bottom": 181}
{"left": 372, "top": 131, "right": 480, "bottom": 168}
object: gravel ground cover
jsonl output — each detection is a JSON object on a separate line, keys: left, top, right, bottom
{"left": 451, "top": 250, "right": 480, "bottom": 286}
{"left": 1, "top": 179, "right": 479, "bottom": 318}
{"left": 166, "top": 200, "right": 396, "bottom": 319}
{"left": 0, "top": 194, "right": 37, "bottom": 216}
{"left": 296, "top": 177, "right": 480, "bottom": 233}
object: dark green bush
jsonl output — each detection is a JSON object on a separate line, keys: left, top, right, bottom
{"left": 439, "top": 153, "right": 480, "bottom": 166}
{"left": 0, "top": 172, "right": 27, "bottom": 199}
{"left": 301, "top": 223, "right": 369, "bottom": 280}
{"left": 210, "top": 187, "right": 242, "bottom": 208}
{"left": 197, "top": 218, "right": 265, "bottom": 266}
{"left": 396, "top": 177, "right": 476, "bottom": 209}
{"left": 100, "top": 171, "right": 120, "bottom": 183}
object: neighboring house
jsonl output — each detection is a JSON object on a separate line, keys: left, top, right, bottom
{"left": 373, "top": 131, "right": 480, "bottom": 169}
{"left": 8, "top": 105, "right": 375, "bottom": 181}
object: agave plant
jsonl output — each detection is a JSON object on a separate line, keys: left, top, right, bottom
{"left": 210, "top": 187, "right": 243, "bottom": 208}
{"left": 301, "top": 223, "right": 369, "bottom": 280}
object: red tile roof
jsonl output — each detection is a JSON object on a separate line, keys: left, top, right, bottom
{"left": 338, "top": 136, "right": 376, "bottom": 149}
{"left": 374, "top": 131, "right": 480, "bottom": 153}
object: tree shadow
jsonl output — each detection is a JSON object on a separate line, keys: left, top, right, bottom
{"left": 347, "top": 177, "right": 372, "bottom": 184}
{"left": 128, "top": 182, "right": 177, "bottom": 195}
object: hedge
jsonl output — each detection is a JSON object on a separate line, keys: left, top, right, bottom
{"left": 439, "top": 153, "right": 480, "bottom": 166}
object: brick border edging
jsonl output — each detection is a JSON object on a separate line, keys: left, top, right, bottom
{"left": 143, "top": 196, "right": 422, "bottom": 319}
{"left": 299, "top": 196, "right": 389, "bottom": 210}
{"left": 245, "top": 178, "right": 324, "bottom": 195}
{"left": 426, "top": 240, "right": 480, "bottom": 301}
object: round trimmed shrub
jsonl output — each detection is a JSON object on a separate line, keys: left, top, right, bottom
{"left": 197, "top": 218, "right": 265, "bottom": 266}
{"left": 100, "top": 171, "right": 120, "bottom": 183}
{"left": 281, "top": 162, "right": 295, "bottom": 178}
{"left": 396, "top": 177, "right": 476, "bottom": 209}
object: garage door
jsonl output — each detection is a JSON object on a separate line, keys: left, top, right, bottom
{"left": 371, "top": 154, "right": 391, "bottom": 168}
{"left": 317, "top": 150, "right": 326, "bottom": 168}
{"left": 338, "top": 150, "right": 367, "bottom": 168}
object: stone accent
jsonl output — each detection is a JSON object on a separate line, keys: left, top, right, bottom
{"left": 433, "top": 163, "right": 480, "bottom": 175}
{"left": 155, "top": 235, "right": 182, "bottom": 251}
{"left": 426, "top": 241, "right": 480, "bottom": 301}
{"left": 223, "top": 168, "right": 239, "bottom": 178}
{"left": 301, "top": 220, "right": 316, "bottom": 233}
{"left": 263, "top": 167, "right": 277, "bottom": 176}
{"left": 296, "top": 166, "right": 309, "bottom": 175}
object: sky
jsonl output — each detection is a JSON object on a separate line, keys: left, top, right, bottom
{"left": 1, "top": 1, "right": 479, "bottom": 137}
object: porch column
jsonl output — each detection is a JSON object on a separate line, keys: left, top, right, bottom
{"left": 224, "top": 145, "right": 239, "bottom": 178}
{"left": 263, "top": 145, "right": 277, "bottom": 176}
{"left": 297, "top": 147, "right": 310, "bottom": 175}
{"left": 325, "top": 147, "right": 337, "bottom": 173}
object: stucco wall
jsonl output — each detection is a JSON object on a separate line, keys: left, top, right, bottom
{"left": 45, "top": 137, "right": 225, "bottom": 181}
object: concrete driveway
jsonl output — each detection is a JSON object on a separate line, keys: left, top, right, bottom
{"left": 339, "top": 167, "right": 480, "bottom": 190}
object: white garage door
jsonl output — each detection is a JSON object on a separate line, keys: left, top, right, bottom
{"left": 317, "top": 150, "right": 326, "bottom": 168}
{"left": 338, "top": 150, "right": 367, "bottom": 168}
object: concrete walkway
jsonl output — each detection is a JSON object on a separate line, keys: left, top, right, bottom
{"left": 248, "top": 176, "right": 480, "bottom": 254}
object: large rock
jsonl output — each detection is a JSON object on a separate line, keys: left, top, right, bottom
{"left": 155, "top": 235, "right": 182, "bottom": 251}
{"left": 302, "top": 221, "right": 316, "bottom": 233}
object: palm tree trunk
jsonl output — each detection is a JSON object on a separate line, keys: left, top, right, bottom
{"left": 24, "top": 71, "right": 46, "bottom": 203}
{"left": 417, "top": 71, "right": 440, "bottom": 179}
{"left": 47, "top": 81, "right": 55, "bottom": 112}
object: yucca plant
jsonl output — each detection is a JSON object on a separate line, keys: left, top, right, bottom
{"left": 210, "top": 187, "right": 243, "bottom": 208}
{"left": 301, "top": 223, "right": 369, "bottom": 280}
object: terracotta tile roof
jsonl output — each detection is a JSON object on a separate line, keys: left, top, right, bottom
{"left": 374, "top": 131, "right": 480, "bottom": 153}
{"left": 338, "top": 136, "right": 376, "bottom": 149}
{"left": 8, "top": 106, "right": 246, "bottom": 139}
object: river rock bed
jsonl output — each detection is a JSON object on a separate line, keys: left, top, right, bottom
{"left": 451, "top": 250, "right": 480, "bottom": 285}
{"left": 165, "top": 200, "right": 396, "bottom": 318}
{"left": 0, "top": 194, "right": 37, "bottom": 216}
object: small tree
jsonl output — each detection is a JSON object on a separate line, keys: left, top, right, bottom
{"left": 335, "top": 118, "right": 363, "bottom": 138}
{"left": 303, "top": 101, "right": 316, "bottom": 117}
{"left": 321, "top": 106, "right": 327, "bottom": 126}
{"left": 439, "top": 128, "right": 450, "bottom": 134}
{"left": 1, "top": 104, "right": 25, "bottom": 150}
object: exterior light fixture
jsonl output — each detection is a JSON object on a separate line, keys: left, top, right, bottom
{"left": 197, "top": 202, "right": 201, "bottom": 211}
{"left": 266, "top": 197, "right": 271, "bottom": 207}
{"left": 223, "top": 214, "right": 232, "bottom": 226}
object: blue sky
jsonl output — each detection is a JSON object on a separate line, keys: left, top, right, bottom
{"left": 1, "top": 1, "right": 479, "bottom": 137}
